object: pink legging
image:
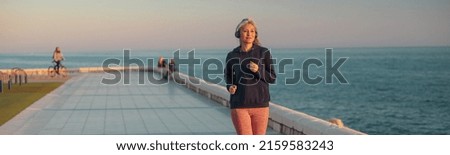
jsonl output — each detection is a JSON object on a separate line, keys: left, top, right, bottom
{"left": 231, "top": 107, "right": 269, "bottom": 135}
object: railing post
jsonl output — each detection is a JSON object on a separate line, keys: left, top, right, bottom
{"left": 0, "top": 80, "right": 3, "bottom": 93}
{"left": 8, "top": 79, "right": 12, "bottom": 90}
{"left": 14, "top": 74, "right": 18, "bottom": 84}
{"left": 25, "top": 75, "right": 28, "bottom": 84}
{"left": 19, "top": 75, "right": 22, "bottom": 85}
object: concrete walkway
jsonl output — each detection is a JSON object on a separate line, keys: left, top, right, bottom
{"left": 0, "top": 72, "right": 274, "bottom": 135}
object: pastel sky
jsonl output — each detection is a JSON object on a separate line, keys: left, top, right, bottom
{"left": 1, "top": 0, "right": 450, "bottom": 53}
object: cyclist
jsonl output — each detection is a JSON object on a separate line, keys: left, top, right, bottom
{"left": 52, "top": 47, "right": 65, "bottom": 74}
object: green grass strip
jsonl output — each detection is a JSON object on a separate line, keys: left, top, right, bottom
{"left": 0, "top": 82, "right": 63, "bottom": 126}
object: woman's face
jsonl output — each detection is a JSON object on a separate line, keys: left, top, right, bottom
{"left": 239, "top": 24, "right": 256, "bottom": 44}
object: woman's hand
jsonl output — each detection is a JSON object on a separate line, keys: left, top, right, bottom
{"left": 229, "top": 85, "right": 237, "bottom": 94}
{"left": 248, "top": 61, "right": 259, "bottom": 73}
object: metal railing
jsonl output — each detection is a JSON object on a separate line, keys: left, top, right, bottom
{"left": 0, "top": 71, "right": 13, "bottom": 93}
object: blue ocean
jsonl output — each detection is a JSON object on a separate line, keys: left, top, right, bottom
{"left": 1, "top": 46, "right": 450, "bottom": 135}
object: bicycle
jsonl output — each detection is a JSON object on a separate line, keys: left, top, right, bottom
{"left": 48, "top": 61, "right": 67, "bottom": 77}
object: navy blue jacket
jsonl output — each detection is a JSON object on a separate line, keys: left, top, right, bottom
{"left": 224, "top": 44, "right": 276, "bottom": 109}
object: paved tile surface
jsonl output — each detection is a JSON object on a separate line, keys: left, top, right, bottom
{"left": 0, "top": 72, "right": 277, "bottom": 135}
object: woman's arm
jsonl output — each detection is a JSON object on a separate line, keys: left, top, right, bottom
{"left": 224, "top": 53, "right": 233, "bottom": 90}
{"left": 253, "top": 49, "right": 276, "bottom": 84}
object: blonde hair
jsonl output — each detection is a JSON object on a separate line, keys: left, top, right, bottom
{"left": 235, "top": 18, "right": 261, "bottom": 45}
{"left": 54, "top": 47, "right": 61, "bottom": 53}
